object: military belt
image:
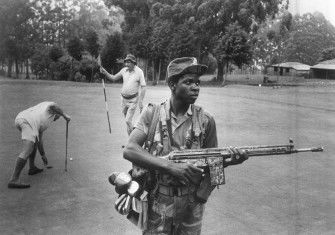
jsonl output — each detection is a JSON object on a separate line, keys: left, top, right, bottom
{"left": 157, "top": 184, "right": 195, "bottom": 197}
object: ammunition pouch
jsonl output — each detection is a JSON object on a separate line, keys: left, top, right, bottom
{"left": 195, "top": 158, "right": 225, "bottom": 203}
{"left": 195, "top": 172, "right": 216, "bottom": 203}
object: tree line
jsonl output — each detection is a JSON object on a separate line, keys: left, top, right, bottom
{"left": 1, "top": 0, "right": 335, "bottom": 83}
{"left": 0, "top": 0, "right": 123, "bottom": 81}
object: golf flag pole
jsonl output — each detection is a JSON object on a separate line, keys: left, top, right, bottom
{"left": 98, "top": 54, "right": 112, "bottom": 134}
{"left": 65, "top": 121, "right": 69, "bottom": 172}
{"left": 102, "top": 79, "right": 112, "bottom": 133}
{"left": 97, "top": 54, "right": 102, "bottom": 67}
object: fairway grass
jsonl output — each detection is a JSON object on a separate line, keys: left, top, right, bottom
{"left": 1, "top": 78, "right": 334, "bottom": 235}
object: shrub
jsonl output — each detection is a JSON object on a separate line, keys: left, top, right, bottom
{"left": 31, "top": 45, "right": 51, "bottom": 79}
{"left": 49, "top": 45, "right": 64, "bottom": 62}
{"left": 79, "top": 57, "right": 100, "bottom": 82}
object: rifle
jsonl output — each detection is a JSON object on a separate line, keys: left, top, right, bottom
{"left": 161, "top": 139, "right": 323, "bottom": 202}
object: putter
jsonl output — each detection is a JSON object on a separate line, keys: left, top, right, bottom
{"left": 65, "top": 121, "right": 69, "bottom": 172}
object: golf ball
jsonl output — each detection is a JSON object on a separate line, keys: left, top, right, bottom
{"left": 69, "top": 158, "right": 73, "bottom": 161}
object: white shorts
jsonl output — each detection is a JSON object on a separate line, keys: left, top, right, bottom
{"left": 15, "top": 118, "right": 37, "bottom": 143}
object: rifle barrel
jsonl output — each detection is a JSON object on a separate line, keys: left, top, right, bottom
{"left": 294, "top": 147, "right": 324, "bottom": 153}
{"left": 168, "top": 146, "right": 324, "bottom": 160}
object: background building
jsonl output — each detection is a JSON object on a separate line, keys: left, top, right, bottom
{"left": 310, "top": 59, "right": 335, "bottom": 79}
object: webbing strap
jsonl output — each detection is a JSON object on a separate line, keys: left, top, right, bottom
{"left": 145, "top": 104, "right": 160, "bottom": 152}
{"left": 192, "top": 105, "right": 205, "bottom": 147}
{"left": 166, "top": 118, "right": 180, "bottom": 149}
{"left": 159, "top": 104, "right": 172, "bottom": 154}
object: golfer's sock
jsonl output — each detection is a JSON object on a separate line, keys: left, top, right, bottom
{"left": 28, "top": 146, "right": 37, "bottom": 169}
{"left": 10, "top": 158, "right": 27, "bottom": 181}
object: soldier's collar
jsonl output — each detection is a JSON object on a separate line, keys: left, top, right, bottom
{"left": 166, "top": 99, "right": 193, "bottom": 119}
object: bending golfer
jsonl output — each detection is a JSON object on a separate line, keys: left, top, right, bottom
{"left": 100, "top": 54, "right": 146, "bottom": 135}
{"left": 8, "top": 102, "right": 71, "bottom": 189}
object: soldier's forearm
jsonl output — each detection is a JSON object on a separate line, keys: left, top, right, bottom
{"left": 123, "top": 142, "right": 172, "bottom": 173}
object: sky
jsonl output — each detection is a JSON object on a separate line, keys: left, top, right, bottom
{"left": 289, "top": 0, "right": 335, "bottom": 26}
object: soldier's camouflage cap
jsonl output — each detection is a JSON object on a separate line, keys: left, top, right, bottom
{"left": 166, "top": 57, "right": 207, "bottom": 83}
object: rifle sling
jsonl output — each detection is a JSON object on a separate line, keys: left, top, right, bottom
{"left": 166, "top": 118, "right": 180, "bottom": 149}
{"left": 146, "top": 104, "right": 160, "bottom": 152}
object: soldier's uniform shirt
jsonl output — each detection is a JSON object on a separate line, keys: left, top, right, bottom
{"left": 134, "top": 101, "right": 218, "bottom": 235}
{"left": 15, "top": 102, "right": 57, "bottom": 143}
{"left": 135, "top": 100, "right": 217, "bottom": 149}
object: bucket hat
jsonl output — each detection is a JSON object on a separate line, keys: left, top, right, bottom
{"left": 124, "top": 54, "right": 137, "bottom": 64}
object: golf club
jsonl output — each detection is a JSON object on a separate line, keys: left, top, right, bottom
{"left": 65, "top": 121, "right": 69, "bottom": 172}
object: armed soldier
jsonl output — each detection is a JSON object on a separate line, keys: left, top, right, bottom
{"left": 123, "top": 57, "right": 248, "bottom": 234}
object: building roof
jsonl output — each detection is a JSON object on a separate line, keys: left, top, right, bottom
{"left": 311, "top": 59, "right": 335, "bottom": 70}
{"left": 271, "top": 62, "right": 310, "bottom": 71}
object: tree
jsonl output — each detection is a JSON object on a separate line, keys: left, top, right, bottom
{"left": 109, "top": 0, "right": 284, "bottom": 80}
{"left": 30, "top": 44, "right": 51, "bottom": 79}
{"left": 67, "top": 36, "right": 84, "bottom": 81}
{"left": 85, "top": 30, "right": 100, "bottom": 82}
{"left": 125, "top": 21, "right": 152, "bottom": 79}
{"left": 79, "top": 56, "right": 100, "bottom": 82}
{"left": 49, "top": 45, "right": 64, "bottom": 62}
{"left": 252, "top": 10, "right": 293, "bottom": 68}
{"left": 48, "top": 45, "right": 65, "bottom": 80}
{"left": 67, "top": 37, "right": 84, "bottom": 61}
{"left": 318, "top": 47, "right": 335, "bottom": 62}
{"left": 101, "top": 33, "right": 126, "bottom": 74}
{"left": 32, "top": 0, "right": 77, "bottom": 47}
{"left": 0, "top": 0, "right": 37, "bottom": 78}
{"left": 149, "top": 20, "right": 173, "bottom": 83}
{"left": 282, "top": 12, "right": 335, "bottom": 65}
{"left": 214, "top": 22, "right": 252, "bottom": 85}
{"left": 168, "top": 23, "right": 198, "bottom": 59}
{"left": 85, "top": 30, "right": 100, "bottom": 58}
{"left": 196, "top": 0, "right": 284, "bottom": 74}
{"left": 69, "top": 0, "right": 123, "bottom": 46}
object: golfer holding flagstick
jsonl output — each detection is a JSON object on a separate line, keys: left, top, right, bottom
{"left": 99, "top": 54, "right": 146, "bottom": 135}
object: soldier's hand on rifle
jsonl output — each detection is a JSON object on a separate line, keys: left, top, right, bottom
{"left": 169, "top": 162, "right": 204, "bottom": 185}
{"left": 225, "top": 147, "right": 248, "bottom": 166}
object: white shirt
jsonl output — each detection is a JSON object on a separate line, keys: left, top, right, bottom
{"left": 16, "top": 102, "right": 56, "bottom": 133}
{"left": 115, "top": 65, "right": 146, "bottom": 97}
